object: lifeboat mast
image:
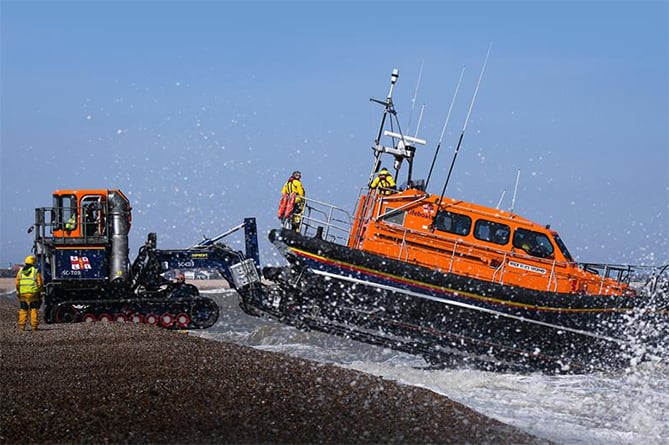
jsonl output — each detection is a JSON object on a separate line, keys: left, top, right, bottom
{"left": 368, "top": 68, "right": 427, "bottom": 190}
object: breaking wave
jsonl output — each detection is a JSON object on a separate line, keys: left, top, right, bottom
{"left": 198, "top": 290, "right": 669, "bottom": 445}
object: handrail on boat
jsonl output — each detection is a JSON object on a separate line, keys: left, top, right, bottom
{"left": 399, "top": 230, "right": 410, "bottom": 262}
{"left": 547, "top": 260, "right": 558, "bottom": 292}
{"left": 578, "top": 262, "right": 669, "bottom": 293}
{"left": 374, "top": 194, "right": 430, "bottom": 223}
{"left": 491, "top": 252, "right": 507, "bottom": 284}
{"left": 299, "top": 196, "right": 353, "bottom": 244}
{"left": 578, "top": 262, "right": 637, "bottom": 284}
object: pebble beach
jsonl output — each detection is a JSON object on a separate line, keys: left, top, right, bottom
{"left": 0, "top": 279, "right": 549, "bottom": 444}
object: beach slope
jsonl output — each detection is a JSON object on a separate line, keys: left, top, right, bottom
{"left": 0, "top": 285, "right": 548, "bottom": 444}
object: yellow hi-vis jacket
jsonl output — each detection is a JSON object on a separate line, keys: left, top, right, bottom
{"left": 370, "top": 169, "right": 396, "bottom": 195}
{"left": 16, "top": 266, "right": 43, "bottom": 298}
{"left": 281, "top": 178, "right": 305, "bottom": 198}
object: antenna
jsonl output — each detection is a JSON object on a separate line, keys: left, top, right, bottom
{"left": 510, "top": 169, "right": 521, "bottom": 213}
{"left": 414, "top": 104, "right": 425, "bottom": 139}
{"left": 435, "top": 42, "right": 493, "bottom": 211}
{"left": 407, "top": 60, "right": 424, "bottom": 135}
{"left": 496, "top": 189, "right": 506, "bottom": 209}
{"left": 425, "top": 66, "right": 465, "bottom": 190}
{"left": 387, "top": 68, "right": 399, "bottom": 100}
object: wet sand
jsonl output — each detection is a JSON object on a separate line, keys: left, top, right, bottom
{"left": 0, "top": 280, "right": 549, "bottom": 444}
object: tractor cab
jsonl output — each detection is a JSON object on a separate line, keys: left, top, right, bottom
{"left": 48, "top": 189, "right": 130, "bottom": 240}
{"left": 33, "top": 189, "right": 132, "bottom": 284}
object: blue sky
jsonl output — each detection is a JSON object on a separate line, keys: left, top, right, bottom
{"left": 1, "top": 0, "right": 667, "bottom": 267}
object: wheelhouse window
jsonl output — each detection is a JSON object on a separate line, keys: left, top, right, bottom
{"left": 552, "top": 234, "right": 573, "bottom": 262}
{"left": 434, "top": 210, "right": 471, "bottom": 236}
{"left": 382, "top": 206, "right": 405, "bottom": 226}
{"left": 473, "top": 219, "right": 510, "bottom": 245}
{"left": 513, "top": 228, "right": 555, "bottom": 258}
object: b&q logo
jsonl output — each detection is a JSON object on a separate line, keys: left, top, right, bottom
{"left": 70, "top": 256, "right": 92, "bottom": 270}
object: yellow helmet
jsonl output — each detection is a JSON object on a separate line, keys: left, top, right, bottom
{"left": 24, "top": 255, "right": 36, "bottom": 266}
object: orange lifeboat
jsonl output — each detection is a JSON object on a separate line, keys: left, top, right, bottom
{"left": 240, "top": 68, "right": 668, "bottom": 373}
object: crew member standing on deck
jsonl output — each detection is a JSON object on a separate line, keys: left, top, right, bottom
{"left": 15, "top": 255, "right": 43, "bottom": 331}
{"left": 370, "top": 167, "right": 396, "bottom": 195}
{"left": 278, "top": 170, "right": 306, "bottom": 231}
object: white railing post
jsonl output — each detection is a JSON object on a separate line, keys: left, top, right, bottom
{"left": 449, "top": 242, "right": 459, "bottom": 273}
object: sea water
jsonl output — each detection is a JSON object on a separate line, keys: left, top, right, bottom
{"left": 198, "top": 289, "right": 669, "bottom": 445}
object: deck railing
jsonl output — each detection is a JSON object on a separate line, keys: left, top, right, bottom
{"left": 578, "top": 262, "right": 669, "bottom": 293}
{"left": 297, "top": 197, "right": 353, "bottom": 244}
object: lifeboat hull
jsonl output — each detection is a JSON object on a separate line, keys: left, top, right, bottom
{"left": 241, "top": 228, "right": 668, "bottom": 373}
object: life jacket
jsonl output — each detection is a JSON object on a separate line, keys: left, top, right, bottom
{"left": 278, "top": 177, "right": 305, "bottom": 219}
{"left": 373, "top": 171, "right": 396, "bottom": 195}
{"left": 277, "top": 193, "right": 296, "bottom": 219}
{"left": 18, "top": 266, "right": 40, "bottom": 295}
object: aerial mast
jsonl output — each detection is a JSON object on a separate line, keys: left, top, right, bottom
{"left": 510, "top": 169, "right": 521, "bottom": 213}
{"left": 368, "top": 69, "right": 400, "bottom": 184}
{"left": 368, "top": 69, "right": 426, "bottom": 188}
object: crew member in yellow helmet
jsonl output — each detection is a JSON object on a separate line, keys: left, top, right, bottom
{"left": 15, "top": 255, "right": 43, "bottom": 331}
{"left": 370, "top": 167, "right": 396, "bottom": 195}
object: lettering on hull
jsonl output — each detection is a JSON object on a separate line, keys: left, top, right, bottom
{"left": 508, "top": 260, "right": 547, "bottom": 275}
